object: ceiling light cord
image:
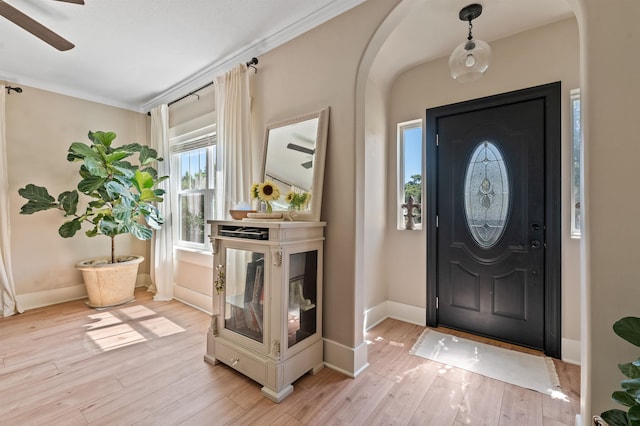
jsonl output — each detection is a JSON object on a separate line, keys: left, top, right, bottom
{"left": 449, "top": 3, "right": 491, "bottom": 83}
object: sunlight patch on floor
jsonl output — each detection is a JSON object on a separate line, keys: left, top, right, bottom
{"left": 139, "top": 316, "right": 185, "bottom": 337}
{"left": 84, "top": 306, "right": 185, "bottom": 352}
{"left": 365, "top": 335, "right": 385, "bottom": 345}
{"left": 549, "top": 389, "right": 570, "bottom": 402}
{"left": 86, "top": 323, "right": 146, "bottom": 351}
{"left": 118, "top": 305, "right": 157, "bottom": 319}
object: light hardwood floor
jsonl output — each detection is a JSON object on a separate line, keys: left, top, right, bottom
{"left": 0, "top": 289, "right": 580, "bottom": 425}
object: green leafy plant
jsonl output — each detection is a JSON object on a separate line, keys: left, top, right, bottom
{"left": 601, "top": 316, "right": 640, "bottom": 426}
{"left": 284, "top": 190, "right": 310, "bottom": 211}
{"left": 18, "top": 131, "right": 167, "bottom": 264}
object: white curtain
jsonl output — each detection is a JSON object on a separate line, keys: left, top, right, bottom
{"left": 0, "top": 85, "right": 22, "bottom": 317}
{"left": 214, "top": 63, "right": 253, "bottom": 218}
{"left": 149, "top": 104, "right": 174, "bottom": 301}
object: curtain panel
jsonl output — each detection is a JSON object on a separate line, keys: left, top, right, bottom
{"left": 0, "top": 85, "right": 22, "bottom": 316}
{"left": 214, "top": 63, "right": 253, "bottom": 219}
{"left": 149, "top": 104, "right": 174, "bottom": 301}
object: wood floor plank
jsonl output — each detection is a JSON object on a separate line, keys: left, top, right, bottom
{"left": 408, "top": 375, "right": 467, "bottom": 425}
{"left": 0, "top": 360, "right": 60, "bottom": 391}
{"left": 309, "top": 371, "right": 395, "bottom": 425}
{"left": 364, "top": 356, "right": 439, "bottom": 425}
{"left": 542, "top": 390, "right": 581, "bottom": 426}
{"left": 226, "top": 396, "right": 292, "bottom": 425}
{"left": 0, "top": 288, "right": 580, "bottom": 425}
{"left": 3, "top": 376, "right": 123, "bottom": 425}
{"left": 81, "top": 350, "right": 216, "bottom": 423}
{"left": 282, "top": 367, "right": 355, "bottom": 424}
{"left": 499, "top": 384, "right": 544, "bottom": 426}
{"left": 175, "top": 397, "right": 246, "bottom": 426}
{"left": 455, "top": 372, "right": 505, "bottom": 426}
{"left": 132, "top": 364, "right": 245, "bottom": 425}
{"left": 543, "top": 418, "right": 574, "bottom": 426}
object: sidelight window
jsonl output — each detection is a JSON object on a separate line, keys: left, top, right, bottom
{"left": 397, "top": 119, "right": 423, "bottom": 230}
{"left": 571, "top": 89, "right": 582, "bottom": 238}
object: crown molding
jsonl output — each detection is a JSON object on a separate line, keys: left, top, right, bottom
{"left": 141, "top": 0, "right": 367, "bottom": 113}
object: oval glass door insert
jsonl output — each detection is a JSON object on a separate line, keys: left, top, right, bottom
{"left": 464, "top": 141, "right": 510, "bottom": 248}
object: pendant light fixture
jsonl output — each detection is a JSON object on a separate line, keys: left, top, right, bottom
{"left": 449, "top": 3, "right": 491, "bottom": 83}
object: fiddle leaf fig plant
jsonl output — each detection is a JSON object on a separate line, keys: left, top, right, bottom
{"left": 18, "top": 131, "right": 168, "bottom": 264}
{"left": 601, "top": 316, "right": 640, "bottom": 426}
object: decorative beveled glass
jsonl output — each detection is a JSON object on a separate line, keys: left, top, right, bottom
{"left": 463, "top": 141, "right": 510, "bottom": 248}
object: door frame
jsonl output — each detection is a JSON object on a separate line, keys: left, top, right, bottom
{"left": 425, "top": 82, "right": 562, "bottom": 358}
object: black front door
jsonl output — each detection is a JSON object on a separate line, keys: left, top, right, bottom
{"left": 425, "top": 83, "right": 561, "bottom": 356}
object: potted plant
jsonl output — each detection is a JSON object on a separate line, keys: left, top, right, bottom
{"left": 18, "top": 130, "right": 167, "bottom": 308}
{"left": 597, "top": 316, "right": 640, "bottom": 426}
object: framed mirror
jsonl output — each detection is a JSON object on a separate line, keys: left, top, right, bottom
{"left": 262, "top": 107, "right": 329, "bottom": 221}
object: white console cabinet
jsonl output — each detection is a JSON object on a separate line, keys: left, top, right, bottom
{"left": 204, "top": 220, "right": 325, "bottom": 402}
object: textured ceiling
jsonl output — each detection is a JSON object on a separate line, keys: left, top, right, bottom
{"left": 0, "top": 0, "right": 573, "bottom": 113}
{"left": 0, "top": 0, "right": 366, "bottom": 111}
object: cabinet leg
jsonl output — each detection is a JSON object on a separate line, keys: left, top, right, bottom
{"left": 310, "top": 362, "right": 324, "bottom": 375}
{"left": 203, "top": 353, "right": 220, "bottom": 365}
{"left": 261, "top": 384, "right": 294, "bottom": 403}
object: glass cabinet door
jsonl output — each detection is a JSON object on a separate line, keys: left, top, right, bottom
{"left": 287, "top": 250, "right": 318, "bottom": 348}
{"left": 224, "top": 247, "right": 265, "bottom": 343}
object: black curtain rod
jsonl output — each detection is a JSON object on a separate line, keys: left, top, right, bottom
{"left": 146, "top": 81, "right": 213, "bottom": 116}
{"left": 168, "top": 81, "right": 214, "bottom": 107}
{"left": 147, "top": 57, "right": 259, "bottom": 116}
{"left": 6, "top": 85, "right": 22, "bottom": 94}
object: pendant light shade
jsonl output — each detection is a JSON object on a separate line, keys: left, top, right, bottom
{"left": 449, "top": 4, "right": 491, "bottom": 83}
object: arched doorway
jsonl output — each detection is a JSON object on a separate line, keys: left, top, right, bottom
{"left": 354, "top": 0, "right": 588, "bottom": 417}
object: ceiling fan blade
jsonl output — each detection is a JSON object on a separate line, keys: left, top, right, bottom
{"left": 292, "top": 132, "right": 314, "bottom": 144}
{"left": 0, "top": 1, "right": 74, "bottom": 51}
{"left": 287, "top": 143, "right": 315, "bottom": 155}
{"left": 53, "top": 0, "right": 84, "bottom": 4}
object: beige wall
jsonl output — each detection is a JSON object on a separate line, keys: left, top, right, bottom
{"left": 6, "top": 86, "right": 149, "bottom": 307}
{"left": 576, "top": 0, "right": 640, "bottom": 418}
{"left": 251, "top": 0, "right": 401, "bottom": 362}
{"left": 383, "top": 18, "right": 581, "bottom": 357}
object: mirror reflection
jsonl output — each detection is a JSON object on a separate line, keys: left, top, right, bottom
{"left": 264, "top": 117, "right": 319, "bottom": 194}
{"left": 262, "top": 108, "right": 329, "bottom": 221}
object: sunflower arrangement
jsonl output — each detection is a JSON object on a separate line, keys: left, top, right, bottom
{"left": 285, "top": 190, "right": 311, "bottom": 210}
{"left": 251, "top": 180, "right": 281, "bottom": 213}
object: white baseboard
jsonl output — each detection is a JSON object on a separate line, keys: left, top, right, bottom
{"left": 575, "top": 414, "right": 583, "bottom": 426}
{"left": 562, "top": 337, "right": 581, "bottom": 365}
{"left": 365, "top": 300, "right": 426, "bottom": 331}
{"left": 173, "top": 285, "right": 213, "bottom": 315}
{"left": 323, "top": 338, "right": 369, "bottom": 378}
{"left": 16, "top": 283, "right": 87, "bottom": 311}
{"left": 16, "top": 273, "right": 152, "bottom": 311}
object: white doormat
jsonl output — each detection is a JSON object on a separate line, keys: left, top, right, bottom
{"left": 410, "top": 329, "right": 561, "bottom": 395}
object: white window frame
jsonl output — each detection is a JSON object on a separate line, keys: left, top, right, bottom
{"left": 570, "top": 89, "right": 582, "bottom": 238}
{"left": 397, "top": 119, "right": 423, "bottom": 230}
{"left": 170, "top": 125, "right": 216, "bottom": 250}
